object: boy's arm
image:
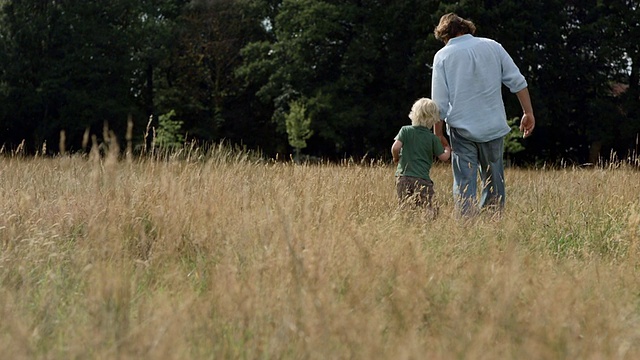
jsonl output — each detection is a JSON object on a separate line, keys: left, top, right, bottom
{"left": 391, "top": 140, "right": 402, "bottom": 164}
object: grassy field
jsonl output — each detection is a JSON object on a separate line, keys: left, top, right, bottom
{"left": 1, "top": 146, "right": 639, "bottom": 359}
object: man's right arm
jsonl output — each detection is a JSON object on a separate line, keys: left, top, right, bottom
{"left": 431, "top": 54, "right": 451, "bottom": 148}
{"left": 434, "top": 120, "right": 449, "bottom": 148}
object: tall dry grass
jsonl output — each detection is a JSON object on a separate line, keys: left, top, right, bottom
{"left": 1, "top": 145, "right": 639, "bottom": 359}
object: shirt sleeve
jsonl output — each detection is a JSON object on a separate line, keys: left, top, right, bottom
{"left": 431, "top": 54, "right": 450, "bottom": 120}
{"left": 498, "top": 43, "right": 528, "bottom": 93}
{"left": 394, "top": 127, "right": 405, "bottom": 142}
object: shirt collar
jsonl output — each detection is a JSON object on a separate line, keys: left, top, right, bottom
{"left": 447, "top": 34, "right": 474, "bottom": 46}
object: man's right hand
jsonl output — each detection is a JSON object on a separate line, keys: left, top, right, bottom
{"left": 434, "top": 120, "right": 450, "bottom": 148}
{"left": 438, "top": 135, "right": 450, "bottom": 148}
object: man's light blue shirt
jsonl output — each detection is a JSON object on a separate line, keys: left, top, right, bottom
{"left": 431, "top": 34, "right": 527, "bottom": 142}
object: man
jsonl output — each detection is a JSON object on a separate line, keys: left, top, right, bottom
{"left": 431, "top": 13, "right": 535, "bottom": 216}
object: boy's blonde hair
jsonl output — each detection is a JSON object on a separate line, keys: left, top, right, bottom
{"left": 409, "top": 98, "right": 440, "bottom": 128}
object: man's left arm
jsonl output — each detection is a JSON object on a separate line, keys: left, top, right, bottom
{"left": 516, "top": 88, "right": 535, "bottom": 138}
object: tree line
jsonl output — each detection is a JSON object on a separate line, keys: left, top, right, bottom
{"left": 0, "top": 0, "right": 638, "bottom": 164}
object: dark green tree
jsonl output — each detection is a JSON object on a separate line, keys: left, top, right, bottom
{"left": 239, "top": 0, "right": 441, "bottom": 159}
{"left": 1, "top": 0, "right": 637, "bottom": 161}
{"left": 0, "top": 1, "right": 136, "bottom": 152}
{"left": 596, "top": 0, "right": 640, "bottom": 161}
{"left": 0, "top": 0, "right": 187, "bottom": 153}
{"left": 149, "top": 0, "right": 280, "bottom": 153}
{"left": 130, "top": 0, "right": 188, "bottom": 134}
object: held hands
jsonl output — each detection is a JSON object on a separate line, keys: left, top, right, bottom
{"left": 520, "top": 113, "right": 535, "bottom": 138}
{"left": 439, "top": 144, "right": 452, "bottom": 162}
{"left": 436, "top": 135, "right": 451, "bottom": 162}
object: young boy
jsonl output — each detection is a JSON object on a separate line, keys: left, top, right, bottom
{"left": 392, "top": 98, "right": 451, "bottom": 216}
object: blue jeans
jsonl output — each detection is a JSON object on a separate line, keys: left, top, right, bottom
{"left": 449, "top": 128, "right": 505, "bottom": 216}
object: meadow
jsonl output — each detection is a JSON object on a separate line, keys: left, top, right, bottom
{"left": 1, "top": 145, "right": 639, "bottom": 359}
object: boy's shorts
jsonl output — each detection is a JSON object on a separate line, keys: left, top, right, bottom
{"left": 396, "top": 175, "right": 435, "bottom": 208}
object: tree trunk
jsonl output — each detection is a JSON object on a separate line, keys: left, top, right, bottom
{"left": 588, "top": 140, "right": 602, "bottom": 165}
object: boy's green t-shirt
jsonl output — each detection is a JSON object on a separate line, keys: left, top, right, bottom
{"left": 394, "top": 125, "right": 444, "bottom": 181}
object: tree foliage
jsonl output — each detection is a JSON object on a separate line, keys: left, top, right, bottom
{"left": 0, "top": 0, "right": 186, "bottom": 152}
{"left": 285, "top": 99, "right": 313, "bottom": 162}
{"left": 155, "top": 110, "right": 184, "bottom": 149}
{"left": 238, "top": 0, "right": 442, "bottom": 158}
{"left": 0, "top": 0, "right": 637, "bottom": 163}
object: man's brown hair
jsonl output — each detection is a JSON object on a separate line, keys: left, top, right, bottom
{"left": 434, "top": 13, "right": 477, "bottom": 43}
